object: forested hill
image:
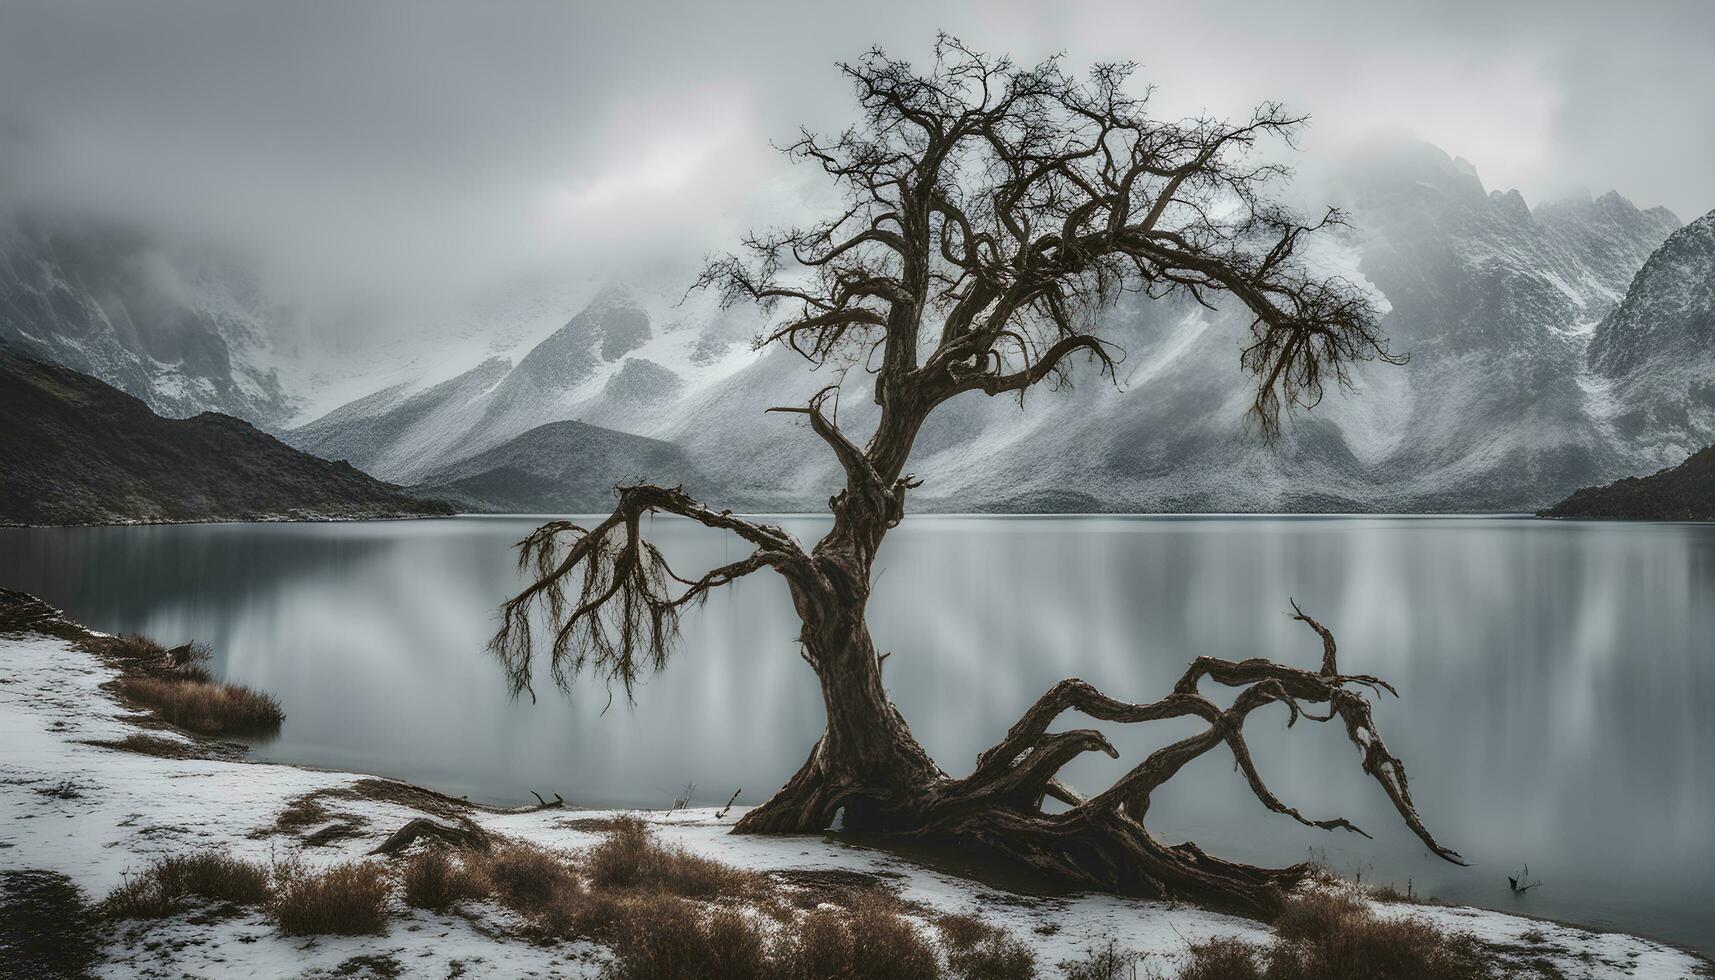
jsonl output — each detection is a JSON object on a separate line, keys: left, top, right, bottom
{"left": 1538, "top": 446, "right": 1714, "bottom": 520}
{"left": 0, "top": 345, "right": 452, "bottom": 526}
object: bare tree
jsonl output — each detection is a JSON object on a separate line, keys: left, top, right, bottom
{"left": 492, "top": 38, "right": 1458, "bottom": 914}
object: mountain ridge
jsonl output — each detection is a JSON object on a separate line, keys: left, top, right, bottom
{"left": 6, "top": 140, "right": 1705, "bottom": 516}
{"left": 0, "top": 344, "right": 451, "bottom": 526}
{"left": 1540, "top": 445, "right": 1715, "bottom": 520}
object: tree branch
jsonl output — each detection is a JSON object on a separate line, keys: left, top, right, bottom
{"left": 489, "top": 485, "right": 809, "bottom": 702}
{"left": 960, "top": 606, "right": 1465, "bottom": 866}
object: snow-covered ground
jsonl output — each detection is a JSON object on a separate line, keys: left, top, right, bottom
{"left": 2, "top": 626, "right": 1708, "bottom": 979}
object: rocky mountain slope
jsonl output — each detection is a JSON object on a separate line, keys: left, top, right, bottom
{"left": 285, "top": 285, "right": 758, "bottom": 485}
{"left": 0, "top": 217, "right": 295, "bottom": 426}
{"left": 1587, "top": 210, "right": 1715, "bottom": 464}
{"left": 1538, "top": 444, "right": 1713, "bottom": 520}
{"left": 408, "top": 419, "right": 723, "bottom": 513}
{"left": 0, "top": 345, "right": 450, "bottom": 526}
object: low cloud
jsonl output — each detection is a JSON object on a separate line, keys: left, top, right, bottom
{"left": 2, "top": 0, "right": 1707, "bottom": 326}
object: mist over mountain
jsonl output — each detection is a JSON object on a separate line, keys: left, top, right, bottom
{"left": 3, "top": 139, "right": 1705, "bottom": 514}
{"left": 289, "top": 142, "right": 1693, "bottom": 513}
{"left": 0, "top": 216, "right": 295, "bottom": 426}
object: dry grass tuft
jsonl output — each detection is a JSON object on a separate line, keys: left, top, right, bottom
{"left": 103, "top": 852, "right": 272, "bottom": 919}
{"left": 482, "top": 843, "right": 581, "bottom": 913}
{"left": 118, "top": 675, "right": 283, "bottom": 736}
{"left": 936, "top": 911, "right": 1037, "bottom": 980}
{"left": 586, "top": 815, "right": 758, "bottom": 899}
{"left": 88, "top": 632, "right": 284, "bottom": 737}
{"left": 1368, "top": 881, "right": 1418, "bottom": 903}
{"left": 842, "top": 892, "right": 944, "bottom": 980}
{"left": 1061, "top": 939, "right": 1140, "bottom": 980}
{"left": 772, "top": 907, "right": 860, "bottom": 978}
{"left": 400, "top": 849, "right": 490, "bottom": 912}
{"left": 1168, "top": 890, "right": 1495, "bottom": 980}
{"left": 270, "top": 861, "right": 390, "bottom": 936}
{"left": 1176, "top": 937, "right": 1265, "bottom": 980}
{"left": 603, "top": 895, "right": 772, "bottom": 980}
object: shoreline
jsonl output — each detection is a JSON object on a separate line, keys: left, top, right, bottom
{"left": 2, "top": 591, "right": 1709, "bottom": 978}
{"left": 9, "top": 511, "right": 1712, "bottom": 531}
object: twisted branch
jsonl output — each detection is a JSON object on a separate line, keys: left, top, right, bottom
{"left": 958, "top": 604, "right": 1466, "bottom": 866}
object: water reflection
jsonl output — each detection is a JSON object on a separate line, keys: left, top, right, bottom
{"left": 1, "top": 516, "right": 1710, "bottom": 954}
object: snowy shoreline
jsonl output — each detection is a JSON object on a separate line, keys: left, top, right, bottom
{"left": 1, "top": 609, "right": 1708, "bottom": 978}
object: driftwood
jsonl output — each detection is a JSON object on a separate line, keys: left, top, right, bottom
{"left": 369, "top": 816, "right": 491, "bottom": 856}
{"left": 716, "top": 789, "right": 742, "bottom": 820}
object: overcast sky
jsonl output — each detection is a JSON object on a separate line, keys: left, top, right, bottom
{"left": 2, "top": 0, "right": 1710, "bottom": 307}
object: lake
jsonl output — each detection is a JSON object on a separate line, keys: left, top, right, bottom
{"left": 2, "top": 515, "right": 1710, "bottom": 955}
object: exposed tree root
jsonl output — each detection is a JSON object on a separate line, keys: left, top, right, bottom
{"left": 735, "top": 604, "right": 1464, "bottom": 916}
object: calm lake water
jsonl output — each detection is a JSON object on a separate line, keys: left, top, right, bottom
{"left": 2, "top": 515, "right": 1711, "bottom": 954}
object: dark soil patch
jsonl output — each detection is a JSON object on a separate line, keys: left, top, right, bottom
{"left": 768, "top": 867, "right": 921, "bottom": 912}
{"left": 262, "top": 779, "right": 469, "bottom": 842}
{"left": 0, "top": 869, "right": 103, "bottom": 979}
{"left": 346, "top": 778, "right": 471, "bottom": 820}
{"left": 554, "top": 815, "right": 637, "bottom": 833}
{"left": 0, "top": 590, "right": 86, "bottom": 641}
{"left": 328, "top": 953, "right": 405, "bottom": 978}
{"left": 81, "top": 733, "right": 244, "bottom": 761}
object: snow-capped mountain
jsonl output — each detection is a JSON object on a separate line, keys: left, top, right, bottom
{"left": 7, "top": 139, "right": 1702, "bottom": 514}
{"left": 277, "top": 141, "right": 1695, "bottom": 513}
{"left": 1587, "top": 209, "right": 1715, "bottom": 464}
{"left": 0, "top": 217, "right": 295, "bottom": 425}
{"left": 0, "top": 211, "right": 605, "bottom": 435}
{"left": 284, "top": 284, "right": 763, "bottom": 484}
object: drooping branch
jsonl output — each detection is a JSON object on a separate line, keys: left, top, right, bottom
{"left": 952, "top": 605, "right": 1466, "bottom": 866}
{"left": 488, "top": 484, "right": 810, "bottom": 702}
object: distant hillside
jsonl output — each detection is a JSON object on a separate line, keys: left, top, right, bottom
{"left": 409, "top": 419, "right": 725, "bottom": 514}
{"left": 1539, "top": 446, "right": 1714, "bottom": 520}
{"left": 0, "top": 346, "right": 452, "bottom": 526}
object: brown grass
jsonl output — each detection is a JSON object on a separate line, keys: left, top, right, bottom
{"left": 841, "top": 892, "right": 944, "bottom": 980}
{"left": 1061, "top": 939, "right": 1139, "bottom": 980}
{"left": 772, "top": 908, "right": 860, "bottom": 978}
{"left": 482, "top": 843, "right": 581, "bottom": 912}
{"left": 118, "top": 675, "right": 283, "bottom": 736}
{"left": 449, "top": 818, "right": 958, "bottom": 978}
{"left": 1169, "top": 890, "right": 1495, "bottom": 980}
{"left": 585, "top": 815, "right": 757, "bottom": 899}
{"left": 400, "top": 849, "right": 490, "bottom": 912}
{"left": 271, "top": 861, "right": 390, "bottom": 936}
{"left": 87, "top": 632, "right": 284, "bottom": 737}
{"left": 1176, "top": 937, "right": 1265, "bottom": 980}
{"left": 82, "top": 733, "right": 209, "bottom": 759}
{"left": 936, "top": 911, "right": 1037, "bottom": 980}
{"left": 604, "top": 895, "right": 774, "bottom": 980}
{"left": 103, "top": 852, "right": 272, "bottom": 919}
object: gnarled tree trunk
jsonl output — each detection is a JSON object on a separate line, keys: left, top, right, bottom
{"left": 729, "top": 503, "right": 1460, "bottom": 917}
